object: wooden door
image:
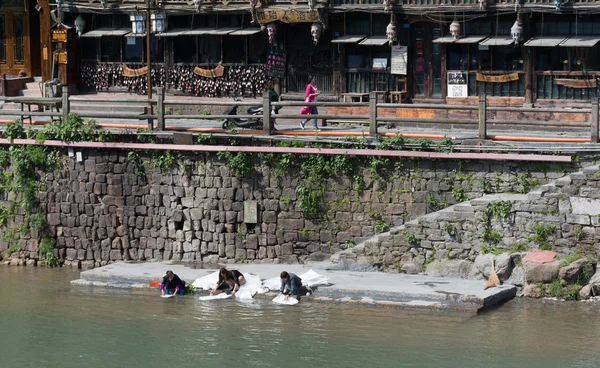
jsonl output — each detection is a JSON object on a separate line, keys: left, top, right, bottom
{"left": 0, "top": 8, "right": 28, "bottom": 76}
{"left": 411, "top": 23, "right": 442, "bottom": 99}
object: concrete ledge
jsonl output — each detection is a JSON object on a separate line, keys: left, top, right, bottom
{"left": 71, "top": 261, "right": 517, "bottom": 313}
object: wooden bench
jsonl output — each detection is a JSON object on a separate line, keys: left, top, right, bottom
{"left": 341, "top": 92, "right": 369, "bottom": 102}
{"left": 19, "top": 99, "right": 62, "bottom": 124}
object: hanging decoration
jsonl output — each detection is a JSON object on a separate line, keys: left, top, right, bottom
{"left": 122, "top": 64, "right": 149, "bottom": 77}
{"left": 193, "top": 65, "right": 225, "bottom": 78}
{"left": 260, "top": 24, "right": 267, "bottom": 33}
{"left": 308, "top": 0, "right": 316, "bottom": 12}
{"left": 386, "top": 14, "right": 397, "bottom": 45}
{"left": 266, "top": 23, "right": 277, "bottom": 44}
{"left": 193, "top": 0, "right": 203, "bottom": 12}
{"left": 554, "top": 0, "right": 561, "bottom": 11}
{"left": 310, "top": 22, "right": 323, "bottom": 45}
{"left": 450, "top": 18, "right": 461, "bottom": 41}
{"left": 478, "top": 0, "right": 487, "bottom": 10}
{"left": 510, "top": 16, "right": 523, "bottom": 47}
{"left": 74, "top": 15, "right": 86, "bottom": 37}
{"left": 249, "top": 0, "right": 258, "bottom": 23}
{"left": 383, "top": 0, "right": 394, "bottom": 13}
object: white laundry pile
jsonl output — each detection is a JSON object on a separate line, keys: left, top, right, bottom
{"left": 192, "top": 271, "right": 267, "bottom": 300}
{"left": 272, "top": 294, "right": 299, "bottom": 305}
{"left": 199, "top": 293, "right": 231, "bottom": 301}
{"left": 262, "top": 269, "right": 331, "bottom": 292}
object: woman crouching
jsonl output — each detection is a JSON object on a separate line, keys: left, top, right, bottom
{"left": 210, "top": 268, "right": 246, "bottom": 297}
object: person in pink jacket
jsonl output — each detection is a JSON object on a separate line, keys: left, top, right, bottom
{"left": 300, "top": 75, "right": 321, "bottom": 131}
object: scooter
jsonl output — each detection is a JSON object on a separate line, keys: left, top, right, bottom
{"left": 222, "top": 97, "right": 264, "bottom": 129}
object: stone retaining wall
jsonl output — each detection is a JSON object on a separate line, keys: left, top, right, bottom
{"left": 0, "top": 148, "right": 585, "bottom": 268}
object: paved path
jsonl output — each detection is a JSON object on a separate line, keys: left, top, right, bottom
{"left": 72, "top": 261, "right": 517, "bottom": 313}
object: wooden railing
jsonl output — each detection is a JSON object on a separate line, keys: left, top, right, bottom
{"left": 332, "top": 0, "right": 600, "bottom": 5}
{"left": 1, "top": 87, "right": 598, "bottom": 143}
{"left": 535, "top": 72, "right": 600, "bottom": 100}
{"left": 466, "top": 71, "right": 525, "bottom": 98}
{"left": 346, "top": 70, "right": 403, "bottom": 94}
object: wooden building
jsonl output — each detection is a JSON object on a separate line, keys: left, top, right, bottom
{"left": 0, "top": 0, "right": 52, "bottom": 82}
{"left": 57, "top": 0, "right": 600, "bottom": 107}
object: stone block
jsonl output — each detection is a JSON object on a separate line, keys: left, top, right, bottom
{"left": 278, "top": 219, "right": 304, "bottom": 230}
{"left": 524, "top": 260, "right": 560, "bottom": 284}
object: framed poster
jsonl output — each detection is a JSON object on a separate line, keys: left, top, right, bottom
{"left": 391, "top": 45, "right": 408, "bottom": 75}
{"left": 266, "top": 49, "right": 286, "bottom": 78}
{"left": 447, "top": 72, "right": 468, "bottom": 98}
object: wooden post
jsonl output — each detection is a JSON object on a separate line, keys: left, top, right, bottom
{"left": 478, "top": 94, "right": 487, "bottom": 140}
{"left": 263, "top": 91, "right": 272, "bottom": 135}
{"left": 592, "top": 97, "right": 599, "bottom": 143}
{"left": 369, "top": 91, "right": 378, "bottom": 136}
{"left": 157, "top": 87, "right": 165, "bottom": 131}
{"left": 61, "top": 85, "right": 70, "bottom": 122}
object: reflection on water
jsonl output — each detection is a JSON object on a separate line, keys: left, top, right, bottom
{"left": 1, "top": 267, "right": 599, "bottom": 368}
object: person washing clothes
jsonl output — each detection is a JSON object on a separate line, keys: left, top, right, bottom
{"left": 160, "top": 270, "right": 186, "bottom": 296}
{"left": 300, "top": 75, "right": 321, "bottom": 131}
{"left": 210, "top": 268, "right": 246, "bottom": 297}
{"left": 279, "top": 271, "right": 303, "bottom": 300}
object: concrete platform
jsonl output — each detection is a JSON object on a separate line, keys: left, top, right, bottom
{"left": 71, "top": 261, "right": 517, "bottom": 313}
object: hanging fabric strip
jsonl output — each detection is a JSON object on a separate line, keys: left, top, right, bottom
{"left": 193, "top": 64, "right": 225, "bottom": 78}
{"left": 554, "top": 79, "right": 597, "bottom": 89}
{"left": 476, "top": 72, "right": 520, "bottom": 83}
{"left": 122, "top": 64, "right": 149, "bottom": 77}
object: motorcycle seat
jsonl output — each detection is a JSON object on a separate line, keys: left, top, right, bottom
{"left": 247, "top": 106, "right": 263, "bottom": 114}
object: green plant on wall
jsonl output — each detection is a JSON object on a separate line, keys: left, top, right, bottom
{"left": 403, "top": 230, "right": 420, "bottom": 246}
{"left": 452, "top": 186, "right": 469, "bottom": 202}
{"left": 374, "top": 219, "right": 388, "bottom": 233}
{"left": 441, "top": 222, "right": 457, "bottom": 238}
{"left": 528, "top": 222, "right": 556, "bottom": 250}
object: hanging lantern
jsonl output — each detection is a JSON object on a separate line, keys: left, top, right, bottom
{"left": 310, "top": 22, "right": 323, "bottom": 45}
{"left": 510, "top": 17, "right": 523, "bottom": 47}
{"left": 386, "top": 20, "right": 397, "bottom": 45}
{"left": 151, "top": 13, "right": 166, "bottom": 33}
{"left": 193, "top": 0, "right": 203, "bottom": 12}
{"left": 266, "top": 23, "right": 277, "bottom": 44}
{"left": 383, "top": 0, "right": 394, "bottom": 13}
{"left": 75, "top": 15, "right": 86, "bottom": 37}
{"left": 450, "top": 18, "right": 460, "bottom": 41}
{"left": 554, "top": 0, "right": 561, "bottom": 10}
{"left": 478, "top": 0, "right": 487, "bottom": 10}
{"left": 130, "top": 15, "right": 146, "bottom": 34}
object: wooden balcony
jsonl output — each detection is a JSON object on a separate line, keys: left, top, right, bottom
{"left": 64, "top": 0, "right": 326, "bottom": 10}
{"left": 330, "top": 0, "right": 600, "bottom": 7}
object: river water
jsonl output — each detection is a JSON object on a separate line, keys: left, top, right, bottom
{"left": 1, "top": 267, "right": 599, "bottom": 368}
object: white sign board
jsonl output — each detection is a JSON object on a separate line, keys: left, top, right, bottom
{"left": 447, "top": 72, "right": 468, "bottom": 98}
{"left": 391, "top": 45, "right": 408, "bottom": 75}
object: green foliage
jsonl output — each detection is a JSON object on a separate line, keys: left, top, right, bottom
{"left": 152, "top": 151, "right": 178, "bottom": 174}
{"left": 367, "top": 209, "right": 382, "bottom": 220}
{"left": 481, "top": 228, "right": 502, "bottom": 243}
{"left": 374, "top": 220, "right": 388, "bottom": 233}
{"left": 197, "top": 133, "right": 216, "bottom": 145}
{"left": 514, "top": 171, "right": 540, "bottom": 194}
{"left": 3, "top": 119, "right": 26, "bottom": 140}
{"left": 353, "top": 174, "right": 364, "bottom": 192}
{"left": 435, "top": 136, "right": 455, "bottom": 153}
{"left": 296, "top": 185, "right": 323, "bottom": 219}
{"left": 480, "top": 178, "right": 493, "bottom": 194}
{"left": 342, "top": 239, "right": 355, "bottom": 249}
{"left": 280, "top": 196, "right": 292, "bottom": 206}
{"left": 38, "top": 113, "right": 112, "bottom": 142}
{"left": 509, "top": 241, "right": 528, "bottom": 254}
{"left": 404, "top": 231, "right": 419, "bottom": 246}
{"left": 27, "top": 213, "right": 45, "bottom": 232}
{"left": 217, "top": 151, "right": 253, "bottom": 177}
{"left": 127, "top": 151, "right": 146, "bottom": 177}
{"left": 484, "top": 200, "right": 512, "bottom": 222}
{"left": 451, "top": 187, "right": 469, "bottom": 202}
{"left": 559, "top": 252, "right": 583, "bottom": 268}
{"left": 565, "top": 285, "right": 581, "bottom": 301}
{"left": 480, "top": 244, "right": 502, "bottom": 256}
{"left": 424, "top": 194, "right": 442, "bottom": 210}
{"left": 38, "top": 236, "right": 60, "bottom": 267}
{"left": 0, "top": 148, "right": 10, "bottom": 167}
{"left": 185, "top": 284, "right": 199, "bottom": 294}
{"left": 441, "top": 222, "right": 457, "bottom": 238}
{"left": 528, "top": 222, "right": 555, "bottom": 250}
{"left": 7, "top": 244, "right": 22, "bottom": 254}
{"left": 573, "top": 225, "right": 584, "bottom": 241}
{"left": 547, "top": 280, "right": 563, "bottom": 298}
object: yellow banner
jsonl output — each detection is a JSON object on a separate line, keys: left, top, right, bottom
{"left": 554, "top": 79, "right": 597, "bottom": 89}
{"left": 256, "top": 10, "right": 320, "bottom": 24}
{"left": 122, "top": 64, "right": 148, "bottom": 77}
{"left": 193, "top": 64, "right": 225, "bottom": 78}
{"left": 476, "top": 72, "right": 520, "bottom": 83}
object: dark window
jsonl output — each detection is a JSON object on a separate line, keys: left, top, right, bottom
{"left": 0, "top": 14, "right": 5, "bottom": 63}
{"left": 124, "top": 37, "right": 142, "bottom": 62}
{"left": 464, "top": 22, "right": 492, "bottom": 35}
{"left": 219, "top": 15, "right": 241, "bottom": 28}
{"left": 571, "top": 22, "right": 600, "bottom": 36}
{"left": 372, "top": 15, "right": 387, "bottom": 35}
{"left": 432, "top": 28, "right": 442, "bottom": 96}
{"left": 492, "top": 46, "right": 523, "bottom": 70}
{"left": 174, "top": 36, "right": 196, "bottom": 63}
{"left": 13, "top": 14, "right": 24, "bottom": 63}
{"left": 535, "top": 21, "right": 570, "bottom": 36}
{"left": 199, "top": 35, "right": 220, "bottom": 64}
{"left": 100, "top": 36, "right": 121, "bottom": 62}
{"left": 150, "top": 36, "right": 164, "bottom": 63}
{"left": 223, "top": 36, "right": 245, "bottom": 64}
{"left": 447, "top": 44, "right": 490, "bottom": 71}
{"left": 82, "top": 38, "right": 99, "bottom": 60}
{"left": 96, "top": 14, "right": 114, "bottom": 29}
{"left": 345, "top": 44, "right": 367, "bottom": 69}
{"left": 248, "top": 33, "right": 268, "bottom": 64}
{"left": 346, "top": 13, "right": 369, "bottom": 35}
{"left": 536, "top": 47, "right": 568, "bottom": 71}
{"left": 193, "top": 15, "right": 217, "bottom": 28}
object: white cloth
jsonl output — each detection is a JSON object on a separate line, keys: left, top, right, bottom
{"left": 199, "top": 293, "right": 231, "bottom": 301}
{"left": 272, "top": 294, "right": 299, "bottom": 305}
{"left": 191, "top": 271, "right": 268, "bottom": 300}
{"left": 262, "top": 269, "right": 330, "bottom": 292}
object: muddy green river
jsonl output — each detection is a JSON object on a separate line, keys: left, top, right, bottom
{"left": 1, "top": 267, "right": 599, "bottom": 368}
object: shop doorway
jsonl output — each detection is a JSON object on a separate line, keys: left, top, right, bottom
{"left": 411, "top": 23, "right": 442, "bottom": 100}
{"left": 0, "top": 8, "right": 27, "bottom": 76}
